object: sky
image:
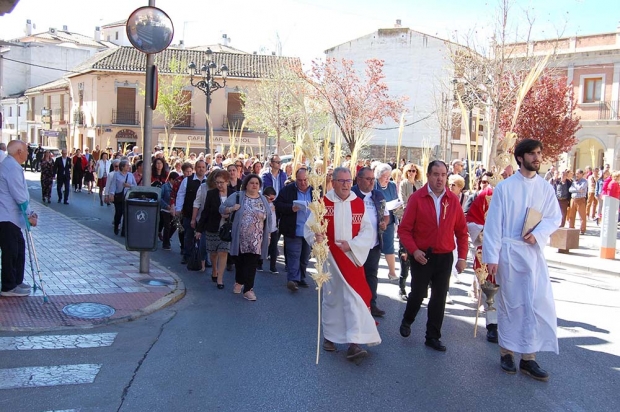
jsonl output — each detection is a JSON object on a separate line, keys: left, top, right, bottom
{"left": 1, "top": 0, "right": 619, "bottom": 65}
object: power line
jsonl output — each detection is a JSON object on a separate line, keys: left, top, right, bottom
{"left": 0, "top": 56, "right": 81, "bottom": 73}
{"left": 372, "top": 112, "right": 436, "bottom": 130}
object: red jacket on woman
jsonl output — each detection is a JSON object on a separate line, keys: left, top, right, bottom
{"left": 398, "top": 184, "right": 469, "bottom": 259}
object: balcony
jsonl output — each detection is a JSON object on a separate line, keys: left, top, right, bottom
{"left": 222, "top": 113, "right": 247, "bottom": 130}
{"left": 172, "top": 113, "right": 195, "bottom": 128}
{"left": 112, "top": 110, "right": 140, "bottom": 125}
{"left": 73, "top": 110, "right": 85, "bottom": 125}
{"left": 598, "top": 101, "right": 619, "bottom": 120}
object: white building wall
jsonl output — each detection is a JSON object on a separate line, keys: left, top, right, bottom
{"left": 1, "top": 44, "right": 95, "bottom": 97}
{"left": 325, "top": 29, "right": 451, "bottom": 151}
{"left": 1, "top": 100, "right": 28, "bottom": 143}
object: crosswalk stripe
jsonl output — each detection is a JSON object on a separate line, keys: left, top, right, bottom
{"left": 0, "top": 333, "right": 117, "bottom": 351}
{"left": 0, "top": 364, "right": 102, "bottom": 390}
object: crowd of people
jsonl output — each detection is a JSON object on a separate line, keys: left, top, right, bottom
{"left": 4, "top": 137, "right": 620, "bottom": 377}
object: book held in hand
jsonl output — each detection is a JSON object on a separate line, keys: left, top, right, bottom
{"left": 521, "top": 207, "right": 543, "bottom": 237}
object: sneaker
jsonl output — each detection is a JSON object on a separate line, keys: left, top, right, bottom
{"left": 233, "top": 283, "right": 243, "bottom": 294}
{"left": 1, "top": 287, "right": 30, "bottom": 297}
{"left": 270, "top": 268, "right": 279, "bottom": 274}
{"left": 243, "top": 289, "right": 257, "bottom": 301}
{"left": 16, "top": 283, "right": 32, "bottom": 293}
{"left": 162, "top": 245, "right": 171, "bottom": 250}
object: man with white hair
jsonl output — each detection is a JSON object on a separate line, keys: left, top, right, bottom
{"left": 0, "top": 140, "right": 38, "bottom": 296}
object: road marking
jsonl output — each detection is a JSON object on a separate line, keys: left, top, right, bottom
{"left": 0, "top": 364, "right": 102, "bottom": 389}
{"left": 0, "top": 333, "right": 117, "bottom": 351}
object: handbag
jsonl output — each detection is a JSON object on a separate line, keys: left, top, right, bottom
{"left": 186, "top": 240, "right": 203, "bottom": 271}
{"left": 218, "top": 193, "right": 240, "bottom": 242}
{"left": 114, "top": 174, "right": 129, "bottom": 203}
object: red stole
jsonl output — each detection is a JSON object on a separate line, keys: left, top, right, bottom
{"left": 324, "top": 196, "right": 372, "bottom": 307}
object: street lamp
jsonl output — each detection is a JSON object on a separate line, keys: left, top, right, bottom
{"left": 187, "top": 48, "right": 229, "bottom": 154}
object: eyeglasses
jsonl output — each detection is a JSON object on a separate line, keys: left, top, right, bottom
{"left": 335, "top": 179, "right": 353, "bottom": 184}
{"left": 407, "top": 170, "right": 416, "bottom": 174}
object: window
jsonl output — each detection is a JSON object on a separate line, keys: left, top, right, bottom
{"left": 9, "top": 107, "right": 12, "bottom": 117}
{"left": 583, "top": 77, "right": 603, "bottom": 103}
{"left": 17, "top": 106, "right": 21, "bottom": 116}
{"left": 115, "top": 31, "right": 119, "bottom": 40}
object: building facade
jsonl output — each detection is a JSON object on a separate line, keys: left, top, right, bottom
{"left": 324, "top": 22, "right": 459, "bottom": 163}
{"left": 60, "top": 47, "right": 300, "bottom": 155}
{"left": 507, "top": 26, "right": 620, "bottom": 170}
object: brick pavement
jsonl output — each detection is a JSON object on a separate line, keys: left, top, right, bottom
{"left": 0, "top": 202, "right": 185, "bottom": 331}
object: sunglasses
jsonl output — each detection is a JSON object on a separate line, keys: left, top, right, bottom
{"left": 481, "top": 180, "right": 489, "bottom": 184}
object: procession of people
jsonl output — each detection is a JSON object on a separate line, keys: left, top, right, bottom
{"left": 4, "top": 138, "right": 620, "bottom": 377}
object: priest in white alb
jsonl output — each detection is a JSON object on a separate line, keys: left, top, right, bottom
{"left": 305, "top": 167, "right": 381, "bottom": 362}
{"left": 482, "top": 139, "right": 561, "bottom": 382}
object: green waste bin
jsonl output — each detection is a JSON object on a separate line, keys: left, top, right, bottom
{"left": 124, "top": 187, "right": 161, "bottom": 251}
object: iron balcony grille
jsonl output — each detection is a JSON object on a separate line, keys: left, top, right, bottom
{"left": 112, "top": 110, "right": 140, "bottom": 125}
{"left": 598, "top": 100, "right": 619, "bottom": 120}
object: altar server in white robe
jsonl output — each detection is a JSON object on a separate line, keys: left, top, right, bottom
{"left": 483, "top": 139, "right": 561, "bottom": 382}
{"left": 305, "top": 167, "right": 380, "bottom": 362}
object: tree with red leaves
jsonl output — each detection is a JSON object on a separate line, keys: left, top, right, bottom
{"left": 300, "top": 58, "right": 407, "bottom": 152}
{"left": 499, "top": 75, "right": 581, "bottom": 162}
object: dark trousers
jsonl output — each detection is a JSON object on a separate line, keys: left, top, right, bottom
{"left": 160, "top": 211, "right": 175, "bottom": 248}
{"left": 284, "top": 236, "right": 310, "bottom": 282}
{"left": 268, "top": 230, "right": 280, "bottom": 271}
{"left": 57, "top": 176, "right": 70, "bottom": 201}
{"left": 0, "top": 222, "right": 26, "bottom": 292}
{"left": 114, "top": 200, "right": 125, "bottom": 234}
{"left": 182, "top": 217, "right": 195, "bottom": 258}
{"left": 235, "top": 253, "right": 260, "bottom": 293}
{"left": 402, "top": 252, "right": 453, "bottom": 340}
{"left": 364, "top": 244, "right": 382, "bottom": 308}
{"left": 558, "top": 198, "right": 570, "bottom": 227}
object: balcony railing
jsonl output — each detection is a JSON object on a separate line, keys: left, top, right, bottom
{"left": 73, "top": 110, "right": 84, "bottom": 125}
{"left": 112, "top": 109, "right": 140, "bottom": 125}
{"left": 598, "top": 100, "right": 619, "bottom": 120}
{"left": 173, "top": 113, "right": 195, "bottom": 128}
{"left": 223, "top": 113, "right": 247, "bottom": 130}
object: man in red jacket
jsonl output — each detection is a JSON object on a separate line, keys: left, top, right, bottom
{"left": 398, "top": 160, "right": 469, "bottom": 351}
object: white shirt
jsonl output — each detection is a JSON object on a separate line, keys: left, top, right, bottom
{"left": 360, "top": 190, "right": 389, "bottom": 247}
{"left": 428, "top": 188, "right": 447, "bottom": 226}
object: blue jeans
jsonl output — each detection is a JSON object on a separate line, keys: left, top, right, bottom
{"left": 284, "top": 236, "right": 310, "bottom": 282}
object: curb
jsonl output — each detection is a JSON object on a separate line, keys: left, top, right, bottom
{"left": 545, "top": 255, "right": 619, "bottom": 277}
{"left": 0, "top": 200, "right": 186, "bottom": 332}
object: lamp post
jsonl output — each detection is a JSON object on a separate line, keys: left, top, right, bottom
{"left": 187, "top": 48, "right": 228, "bottom": 155}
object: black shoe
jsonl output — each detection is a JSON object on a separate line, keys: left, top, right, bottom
{"left": 486, "top": 324, "right": 498, "bottom": 343}
{"left": 270, "top": 267, "right": 278, "bottom": 274}
{"left": 297, "top": 280, "right": 309, "bottom": 288}
{"left": 323, "top": 339, "right": 336, "bottom": 352}
{"left": 519, "top": 360, "right": 549, "bottom": 382}
{"left": 370, "top": 306, "right": 386, "bottom": 317}
{"left": 346, "top": 344, "right": 368, "bottom": 361}
{"left": 217, "top": 284, "right": 225, "bottom": 290}
{"left": 64, "top": 201, "right": 69, "bottom": 204}
{"left": 47, "top": 198, "right": 51, "bottom": 204}
{"left": 287, "top": 281, "right": 299, "bottom": 292}
{"left": 162, "top": 245, "right": 171, "bottom": 250}
{"left": 58, "top": 198, "right": 61, "bottom": 203}
{"left": 120, "top": 232, "right": 125, "bottom": 237}
{"left": 205, "top": 262, "right": 212, "bottom": 268}
{"left": 424, "top": 338, "right": 446, "bottom": 352}
{"left": 181, "top": 257, "right": 188, "bottom": 265}
{"left": 501, "top": 354, "right": 517, "bottom": 374}
{"left": 399, "top": 320, "right": 411, "bottom": 338}
{"left": 114, "top": 226, "right": 119, "bottom": 235}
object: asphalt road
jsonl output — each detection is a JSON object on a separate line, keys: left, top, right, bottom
{"left": 1, "top": 173, "right": 618, "bottom": 411}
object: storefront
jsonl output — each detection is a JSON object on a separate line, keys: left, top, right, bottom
{"left": 157, "top": 133, "right": 263, "bottom": 155}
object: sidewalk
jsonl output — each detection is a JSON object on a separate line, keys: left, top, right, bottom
{"left": 0, "top": 202, "right": 185, "bottom": 332}
{"left": 544, "top": 217, "right": 620, "bottom": 276}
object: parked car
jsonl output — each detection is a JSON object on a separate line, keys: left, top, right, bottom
{"left": 42, "top": 146, "right": 61, "bottom": 159}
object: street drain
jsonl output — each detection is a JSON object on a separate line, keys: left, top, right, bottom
{"left": 138, "top": 279, "right": 174, "bottom": 286}
{"left": 62, "top": 303, "right": 115, "bottom": 319}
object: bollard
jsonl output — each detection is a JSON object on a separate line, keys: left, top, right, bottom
{"left": 599, "top": 195, "right": 619, "bottom": 259}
